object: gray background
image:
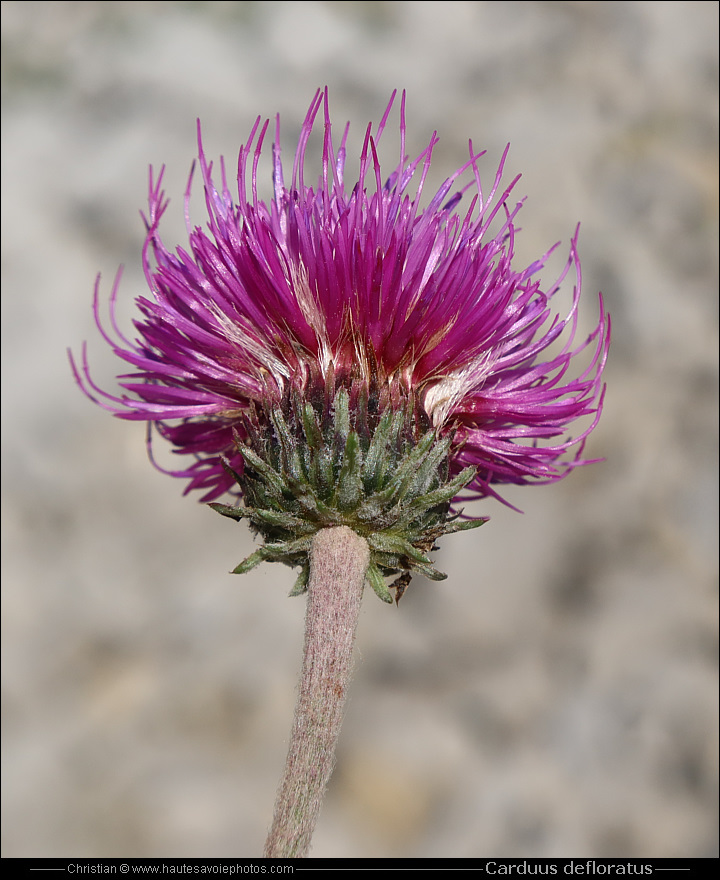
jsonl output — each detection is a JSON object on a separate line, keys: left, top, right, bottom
{"left": 1, "top": 0, "right": 717, "bottom": 859}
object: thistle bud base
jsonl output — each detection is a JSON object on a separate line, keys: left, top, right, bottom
{"left": 211, "top": 382, "right": 487, "bottom": 602}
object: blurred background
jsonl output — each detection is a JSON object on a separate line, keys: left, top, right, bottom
{"left": 1, "top": 0, "right": 717, "bottom": 859}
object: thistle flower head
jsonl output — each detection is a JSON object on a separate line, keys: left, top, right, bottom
{"left": 71, "top": 89, "right": 609, "bottom": 600}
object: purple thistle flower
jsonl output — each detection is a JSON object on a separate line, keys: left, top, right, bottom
{"left": 71, "top": 89, "right": 608, "bottom": 594}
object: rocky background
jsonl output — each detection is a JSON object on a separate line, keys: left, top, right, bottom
{"left": 2, "top": 0, "right": 717, "bottom": 859}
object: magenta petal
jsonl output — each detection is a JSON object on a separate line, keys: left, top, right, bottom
{"left": 71, "top": 89, "right": 609, "bottom": 505}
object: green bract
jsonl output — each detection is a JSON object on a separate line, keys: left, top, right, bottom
{"left": 210, "top": 384, "right": 487, "bottom": 603}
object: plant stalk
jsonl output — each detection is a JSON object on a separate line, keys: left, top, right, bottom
{"left": 263, "top": 526, "right": 370, "bottom": 858}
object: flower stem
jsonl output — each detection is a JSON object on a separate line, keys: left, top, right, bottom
{"left": 263, "top": 526, "right": 370, "bottom": 858}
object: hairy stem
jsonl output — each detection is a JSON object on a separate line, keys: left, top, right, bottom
{"left": 263, "top": 526, "right": 370, "bottom": 858}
